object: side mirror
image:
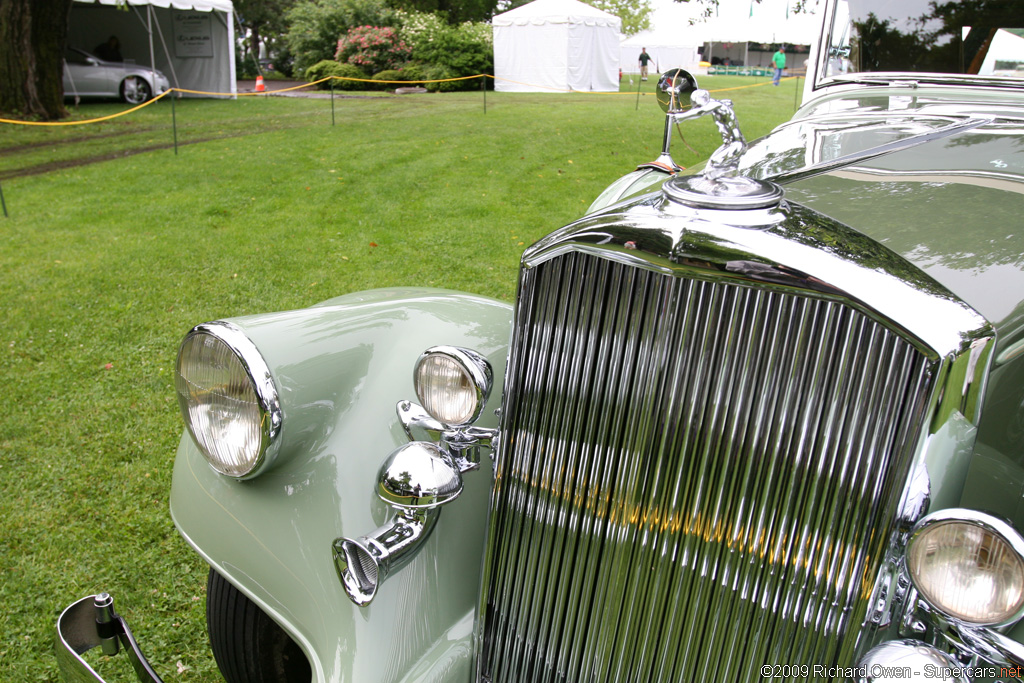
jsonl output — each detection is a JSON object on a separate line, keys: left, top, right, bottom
{"left": 656, "top": 68, "right": 699, "bottom": 114}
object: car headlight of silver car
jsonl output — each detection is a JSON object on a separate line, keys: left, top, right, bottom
{"left": 413, "top": 346, "right": 492, "bottom": 427}
{"left": 907, "top": 509, "right": 1024, "bottom": 626}
{"left": 174, "top": 321, "right": 282, "bottom": 479}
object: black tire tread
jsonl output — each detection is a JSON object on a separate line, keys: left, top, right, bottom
{"left": 206, "top": 568, "right": 312, "bottom": 683}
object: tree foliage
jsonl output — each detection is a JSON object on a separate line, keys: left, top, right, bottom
{"left": 391, "top": 0, "right": 499, "bottom": 24}
{"left": 234, "top": 0, "right": 297, "bottom": 76}
{"left": 0, "top": 0, "right": 74, "bottom": 120}
{"left": 286, "top": 0, "right": 398, "bottom": 74}
{"left": 590, "top": 0, "right": 651, "bottom": 36}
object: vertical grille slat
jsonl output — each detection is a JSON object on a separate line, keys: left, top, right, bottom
{"left": 480, "top": 252, "right": 935, "bottom": 683}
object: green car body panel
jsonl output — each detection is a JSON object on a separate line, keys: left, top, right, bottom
{"left": 170, "top": 288, "right": 511, "bottom": 683}
{"left": 57, "top": 2, "right": 1024, "bottom": 679}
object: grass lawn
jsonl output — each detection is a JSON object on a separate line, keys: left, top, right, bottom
{"left": 0, "top": 74, "right": 803, "bottom": 682}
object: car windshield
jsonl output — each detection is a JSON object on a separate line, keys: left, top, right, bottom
{"left": 819, "top": 0, "right": 1024, "bottom": 85}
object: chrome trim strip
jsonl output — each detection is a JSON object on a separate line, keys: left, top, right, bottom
{"left": 522, "top": 199, "right": 990, "bottom": 361}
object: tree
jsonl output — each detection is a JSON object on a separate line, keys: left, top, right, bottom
{"left": 590, "top": 0, "right": 651, "bottom": 36}
{"left": 0, "top": 0, "right": 74, "bottom": 120}
{"left": 234, "top": 0, "right": 297, "bottom": 75}
{"left": 391, "top": 0, "right": 499, "bottom": 24}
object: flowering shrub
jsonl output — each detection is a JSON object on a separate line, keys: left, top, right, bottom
{"left": 335, "top": 26, "right": 412, "bottom": 74}
{"left": 395, "top": 11, "right": 493, "bottom": 92}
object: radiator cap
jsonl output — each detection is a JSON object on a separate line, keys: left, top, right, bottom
{"left": 663, "top": 174, "right": 783, "bottom": 210}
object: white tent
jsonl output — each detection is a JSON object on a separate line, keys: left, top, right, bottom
{"left": 647, "top": 0, "right": 820, "bottom": 68}
{"left": 620, "top": 31, "right": 700, "bottom": 76}
{"left": 68, "top": 0, "right": 237, "bottom": 98}
{"left": 493, "top": 0, "right": 622, "bottom": 93}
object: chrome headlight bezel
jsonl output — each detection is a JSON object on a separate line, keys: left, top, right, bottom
{"left": 413, "top": 346, "right": 492, "bottom": 427}
{"left": 907, "top": 508, "right": 1024, "bottom": 628}
{"left": 175, "top": 321, "right": 282, "bottom": 479}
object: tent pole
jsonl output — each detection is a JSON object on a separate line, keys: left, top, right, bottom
{"left": 147, "top": 6, "right": 157, "bottom": 97}
{"left": 147, "top": 8, "right": 181, "bottom": 94}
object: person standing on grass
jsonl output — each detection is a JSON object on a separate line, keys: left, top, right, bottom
{"left": 772, "top": 47, "right": 786, "bottom": 86}
{"left": 639, "top": 48, "right": 652, "bottom": 81}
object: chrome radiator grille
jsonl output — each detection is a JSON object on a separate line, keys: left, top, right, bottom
{"left": 479, "top": 250, "right": 935, "bottom": 683}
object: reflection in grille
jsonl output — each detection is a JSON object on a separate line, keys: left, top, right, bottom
{"left": 479, "top": 251, "right": 934, "bottom": 683}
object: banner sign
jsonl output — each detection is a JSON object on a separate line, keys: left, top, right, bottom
{"left": 174, "top": 13, "right": 213, "bottom": 58}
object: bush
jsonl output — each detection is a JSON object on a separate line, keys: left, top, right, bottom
{"left": 286, "top": 0, "right": 397, "bottom": 75}
{"left": 396, "top": 11, "right": 492, "bottom": 92}
{"left": 370, "top": 67, "right": 427, "bottom": 90}
{"left": 304, "top": 60, "right": 369, "bottom": 90}
{"left": 336, "top": 26, "right": 411, "bottom": 74}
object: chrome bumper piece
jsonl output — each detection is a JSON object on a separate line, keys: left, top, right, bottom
{"left": 56, "top": 593, "right": 163, "bottom": 683}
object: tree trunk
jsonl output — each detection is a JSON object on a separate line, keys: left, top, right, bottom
{"left": 0, "top": 0, "right": 74, "bottom": 120}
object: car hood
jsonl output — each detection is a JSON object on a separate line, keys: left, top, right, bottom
{"left": 735, "top": 85, "right": 1024, "bottom": 339}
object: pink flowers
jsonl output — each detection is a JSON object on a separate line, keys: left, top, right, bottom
{"left": 335, "top": 26, "right": 411, "bottom": 73}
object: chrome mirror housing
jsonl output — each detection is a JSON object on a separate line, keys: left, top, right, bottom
{"left": 333, "top": 442, "right": 465, "bottom": 606}
{"left": 376, "top": 442, "right": 463, "bottom": 509}
{"left": 656, "top": 67, "right": 699, "bottom": 113}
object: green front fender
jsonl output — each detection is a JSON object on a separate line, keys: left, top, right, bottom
{"left": 170, "top": 288, "right": 512, "bottom": 683}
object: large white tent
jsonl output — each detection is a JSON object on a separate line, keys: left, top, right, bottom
{"left": 493, "top": 0, "right": 621, "bottom": 93}
{"left": 620, "top": 30, "right": 700, "bottom": 76}
{"left": 646, "top": 0, "right": 820, "bottom": 69}
{"left": 68, "top": 0, "right": 236, "bottom": 98}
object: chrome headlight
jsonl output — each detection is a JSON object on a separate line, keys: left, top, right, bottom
{"left": 907, "top": 509, "right": 1024, "bottom": 626}
{"left": 413, "top": 346, "right": 492, "bottom": 427}
{"left": 175, "top": 322, "right": 282, "bottom": 478}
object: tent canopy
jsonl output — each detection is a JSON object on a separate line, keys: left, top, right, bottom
{"left": 620, "top": 30, "right": 700, "bottom": 74}
{"left": 493, "top": 0, "right": 622, "bottom": 93}
{"left": 69, "top": 0, "right": 236, "bottom": 97}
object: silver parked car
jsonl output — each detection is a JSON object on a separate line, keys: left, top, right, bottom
{"left": 62, "top": 47, "right": 169, "bottom": 104}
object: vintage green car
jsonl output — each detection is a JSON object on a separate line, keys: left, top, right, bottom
{"left": 57, "top": 0, "right": 1024, "bottom": 681}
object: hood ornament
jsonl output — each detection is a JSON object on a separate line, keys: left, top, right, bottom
{"left": 643, "top": 68, "right": 783, "bottom": 210}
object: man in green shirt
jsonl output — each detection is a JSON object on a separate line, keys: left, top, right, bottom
{"left": 772, "top": 47, "right": 786, "bottom": 86}
{"left": 639, "top": 48, "right": 652, "bottom": 81}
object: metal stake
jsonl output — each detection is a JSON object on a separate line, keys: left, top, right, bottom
{"left": 331, "top": 80, "right": 335, "bottom": 126}
{"left": 482, "top": 76, "right": 487, "bottom": 114}
{"left": 0, "top": 180, "right": 7, "bottom": 217}
{"left": 171, "top": 92, "right": 178, "bottom": 155}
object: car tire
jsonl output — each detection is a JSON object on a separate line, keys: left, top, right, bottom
{"left": 206, "top": 568, "right": 313, "bottom": 683}
{"left": 120, "top": 76, "right": 152, "bottom": 104}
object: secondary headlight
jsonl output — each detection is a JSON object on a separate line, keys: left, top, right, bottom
{"left": 175, "top": 322, "right": 282, "bottom": 478}
{"left": 413, "top": 346, "right": 492, "bottom": 427}
{"left": 907, "top": 509, "right": 1024, "bottom": 626}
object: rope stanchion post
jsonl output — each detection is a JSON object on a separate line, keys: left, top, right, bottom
{"left": 0, "top": 180, "right": 8, "bottom": 218}
{"left": 331, "top": 79, "right": 336, "bottom": 126}
{"left": 635, "top": 69, "right": 643, "bottom": 110}
{"left": 482, "top": 75, "right": 487, "bottom": 114}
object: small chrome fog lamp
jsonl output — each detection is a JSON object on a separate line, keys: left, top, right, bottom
{"left": 175, "top": 322, "right": 282, "bottom": 479}
{"left": 413, "top": 346, "right": 492, "bottom": 427}
{"left": 907, "top": 509, "right": 1024, "bottom": 626}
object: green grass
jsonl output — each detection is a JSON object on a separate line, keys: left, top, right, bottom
{"left": 0, "top": 74, "right": 802, "bottom": 682}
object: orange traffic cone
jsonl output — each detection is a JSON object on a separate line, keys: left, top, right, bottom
{"left": 255, "top": 75, "right": 265, "bottom": 92}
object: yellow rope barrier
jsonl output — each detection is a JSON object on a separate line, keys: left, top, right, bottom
{"left": 0, "top": 73, "right": 797, "bottom": 126}
{"left": 0, "top": 89, "right": 171, "bottom": 126}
